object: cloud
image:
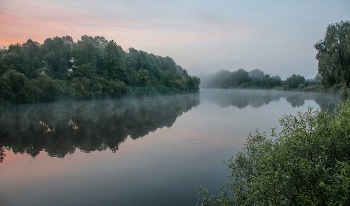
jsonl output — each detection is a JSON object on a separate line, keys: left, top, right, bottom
{"left": 1, "top": 0, "right": 349, "bottom": 79}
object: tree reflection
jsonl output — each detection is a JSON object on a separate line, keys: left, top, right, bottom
{"left": 0, "top": 94, "right": 200, "bottom": 162}
{"left": 201, "top": 89, "right": 339, "bottom": 112}
{"left": 0, "top": 147, "right": 5, "bottom": 163}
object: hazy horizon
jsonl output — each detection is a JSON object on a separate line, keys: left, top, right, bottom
{"left": 1, "top": 0, "right": 349, "bottom": 79}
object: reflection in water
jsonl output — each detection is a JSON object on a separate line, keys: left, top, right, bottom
{"left": 0, "top": 94, "right": 200, "bottom": 162}
{"left": 0, "top": 146, "right": 5, "bottom": 163}
{"left": 0, "top": 90, "right": 339, "bottom": 164}
{"left": 0, "top": 89, "right": 341, "bottom": 206}
{"left": 200, "top": 89, "right": 339, "bottom": 111}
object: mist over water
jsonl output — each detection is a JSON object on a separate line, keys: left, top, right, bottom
{"left": 0, "top": 94, "right": 200, "bottom": 159}
{"left": 0, "top": 89, "right": 339, "bottom": 206}
{"left": 200, "top": 89, "right": 339, "bottom": 111}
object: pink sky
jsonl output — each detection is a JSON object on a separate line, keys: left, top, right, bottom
{"left": 1, "top": 0, "right": 349, "bottom": 79}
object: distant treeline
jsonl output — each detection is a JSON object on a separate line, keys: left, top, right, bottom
{"left": 0, "top": 35, "right": 200, "bottom": 104}
{"left": 201, "top": 69, "right": 310, "bottom": 90}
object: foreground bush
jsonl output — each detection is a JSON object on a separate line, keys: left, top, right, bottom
{"left": 198, "top": 101, "right": 350, "bottom": 205}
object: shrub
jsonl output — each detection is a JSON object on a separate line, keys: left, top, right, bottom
{"left": 296, "top": 83, "right": 305, "bottom": 91}
{"left": 340, "top": 87, "right": 350, "bottom": 100}
{"left": 197, "top": 101, "right": 350, "bottom": 205}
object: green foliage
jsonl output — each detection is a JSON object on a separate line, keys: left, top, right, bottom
{"left": 340, "top": 87, "right": 350, "bottom": 100}
{"left": 0, "top": 52, "right": 23, "bottom": 76}
{"left": 232, "top": 69, "right": 250, "bottom": 87}
{"left": 73, "top": 63, "right": 97, "bottom": 79}
{"left": 286, "top": 74, "right": 305, "bottom": 89}
{"left": 137, "top": 68, "right": 151, "bottom": 87}
{"left": 260, "top": 74, "right": 276, "bottom": 89}
{"left": 41, "top": 37, "right": 72, "bottom": 80}
{"left": 202, "top": 69, "right": 285, "bottom": 90}
{"left": 197, "top": 101, "right": 350, "bottom": 205}
{"left": 100, "top": 40, "right": 128, "bottom": 83}
{"left": 0, "top": 35, "right": 200, "bottom": 104}
{"left": 315, "top": 21, "right": 350, "bottom": 89}
{"left": 21, "top": 39, "right": 42, "bottom": 79}
{"left": 72, "top": 40, "right": 100, "bottom": 68}
{"left": 249, "top": 69, "right": 264, "bottom": 81}
{"left": 271, "top": 75, "right": 282, "bottom": 87}
{"left": 0, "top": 70, "right": 28, "bottom": 102}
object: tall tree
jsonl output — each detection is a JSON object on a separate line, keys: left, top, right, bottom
{"left": 232, "top": 69, "right": 250, "bottom": 87}
{"left": 249, "top": 69, "right": 264, "bottom": 80}
{"left": 315, "top": 21, "right": 350, "bottom": 88}
{"left": 286, "top": 74, "right": 305, "bottom": 89}
{"left": 137, "top": 68, "right": 151, "bottom": 87}
{"left": 260, "top": 74, "right": 276, "bottom": 88}
{"left": 99, "top": 40, "right": 129, "bottom": 84}
{"left": 22, "top": 39, "right": 41, "bottom": 79}
{"left": 40, "top": 37, "right": 71, "bottom": 80}
{"left": 72, "top": 40, "right": 100, "bottom": 78}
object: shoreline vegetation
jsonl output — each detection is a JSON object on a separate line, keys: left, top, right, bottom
{"left": 0, "top": 35, "right": 200, "bottom": 105}
{"left": 197, "top": 21, "right": 350, "bottom": 205}
{"left": 200, "top": 68, "right": 324, "bottom": 92}
{"left": 200, "top": 20, "right": 350, "bottom": 98}
{"left": 197, "top": 100, "right": 350, "bottom": 205}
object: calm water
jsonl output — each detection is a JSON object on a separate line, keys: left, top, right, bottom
{"left": 0, "top": 89, "right": 339, "bottom": 206}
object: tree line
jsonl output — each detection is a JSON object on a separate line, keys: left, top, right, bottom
{"left": 201, "top": 20, "right": 350, "bottom": 93}
{"left": 0, "top": 35, "right": 200, "bottom": 104}
{"left": 196, "top": 20, "right": 350, "bottom": 205}
{"left": 201, "top": 68, "right": 308, "bottom": 90}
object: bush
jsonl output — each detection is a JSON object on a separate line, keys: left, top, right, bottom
{"left": 330, "top": 83, "right": 342, "bottom": 94}
{"left": 296, "top": 83, "right": 305, "bottom": 91}
{"left": 340, "top": 87, "right": 350, "bottom": 100}
{"left": 197, "top": 101, "right": 350, "bottom": 205}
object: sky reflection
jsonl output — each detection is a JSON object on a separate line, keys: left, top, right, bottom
{"left": 0, "top": 90, "right": 340, "bottom": 205}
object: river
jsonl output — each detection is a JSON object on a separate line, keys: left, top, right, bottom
{"left": 0, "top": 89, "right": 339, "bottom": 206}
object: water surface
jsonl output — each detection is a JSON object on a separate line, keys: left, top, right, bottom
{"left": 0, "top": 89, "right": 339, "bottom": 206}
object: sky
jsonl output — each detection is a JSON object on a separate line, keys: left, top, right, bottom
{"left": 0, "top": 0, "right": 349, "bottom": 79}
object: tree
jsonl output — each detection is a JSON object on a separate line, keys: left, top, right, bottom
{"left": 197, "top": 102, "right": 350, "bottom": 205}
{"left": 61, "top": 35, "right": 74, "bottom": 44}
{"left": 315, "top": 21, "right": 350, "bottom": 88}
{"left": 73, "top": 40, "right": 100, "bottom": 65}
{"left": 72, "top": 40, "right": 100, "bottom": 78}
{"left": 272, "top": 75, "right": 282, "bottom": 86}
{"left": 81, "top": 35, "right": 108, "bottom": 48}
{"left": 40, "top": 37, "right": 71, "bottom": 80}
{"left": 99, "top": 40, "right": 129, "bottom": 84}
{"left": 231, "top": 69, "right": 250, "bottom": 87}
{"left": 249, "top": 69, "right": 264, "bottom": 80}
{"left": 286, "top": 74, "right": 305, "bottom": 89}
{"left": 0, "top": 35, "right": 201, "bottom": 103}
{"left": 0, "top": 70, "right": 28, "bottom": 102}
{"left": 0, "top": 52, "right": 23, "bottom": 76}
{"left": 22, "top": 39, "right": 41, "bottom": 79}
{"left": 260, "top": 74, "right": 276, "bottom": 88}
{"left": 137, "top": 68, "right": 151, "bottom": 87}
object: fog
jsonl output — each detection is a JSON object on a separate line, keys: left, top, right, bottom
{"left": 0, "top": 89, "right": 339, "bottom": 163}
{"left": 0, "top": 94, "right": 200, "bottom": 160}
{"left": 200, "top": 89, "right": 339, "bottom": 111}
{"left": 0, "top": 89, "right": 341, "bottom": 206}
